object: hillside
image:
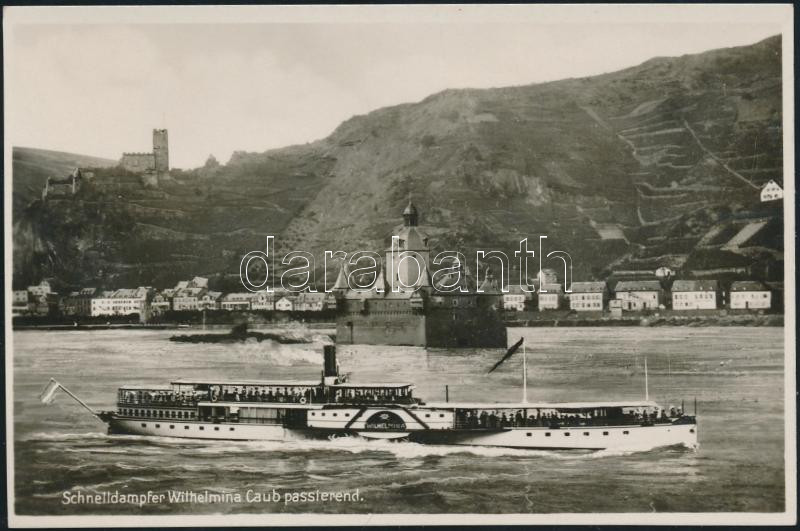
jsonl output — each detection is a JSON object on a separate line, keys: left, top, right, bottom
{"left": 12, "top": 35, "right": 783, "bottom": 291}
{"left": 12, "top": 147, "right": 116, "bottom": 214}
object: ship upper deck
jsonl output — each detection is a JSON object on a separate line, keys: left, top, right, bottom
{"left": 420, "top": 400, "right": 661, "bottom": 410}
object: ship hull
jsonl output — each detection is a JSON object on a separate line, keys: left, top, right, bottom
{"left": 108, "top": 417, "right": 697, "bottom": 451}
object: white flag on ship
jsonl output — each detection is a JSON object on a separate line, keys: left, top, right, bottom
{"left": 39, "top": 379, "right": 61, "bottom": 404}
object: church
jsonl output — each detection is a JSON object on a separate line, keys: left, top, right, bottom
{"left": 333, "top": 202, "right": 508, "bottom": 348}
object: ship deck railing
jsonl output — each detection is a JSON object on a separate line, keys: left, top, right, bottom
{"left": 453, "top": 415, "right": 692, "bottom": 430}
{"left": 119, "top": 395, "right": 420, "bottom": 408}
{"left": 118, "top": 397, "right": 202, "bottom": 407}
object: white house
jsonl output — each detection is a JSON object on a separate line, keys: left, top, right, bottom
{"left": 91, "top": 287, "right": 152, "bottom": 316}
{"left": 12, "top": 290, "right": 30, "bottom": 316}
{"left": 502, "top": 285, "right": 530, "bottom": 312}
{"left": 671, "top": 280, "right": 718, "bottom": 310}
{"left": 198, "top": 291, "right": 221, "bottom": 310}
{"left": 613, "top": 280, "right": 664, "bottom": 311}
{"left": 295, "top": 292, "right": 328, "bottom": 312}
{"left": 537, "top": 283, "right": 561, "bottom": 310}
{"left": 760, "top": 179, "right": 784, "bottom": 202}
{"left": 569, "top": 282, "right": 608, "bottom": 311}
{"left": 251, "top": 292, "right": 276, "bottom": 311}
{"left": 172, "top": 287, "right": 205, "bottom": 311}
{"left": 729, "top": 281, "right": 771, "bottom": 309}
{"left": 220, "top": 293, "right": 253, "bottom": 311}
{"left": 150, "top": 289, "right": 174, "bottom": 314}
{"left": 27, "top": 280, "right": 52, "bottom": 297}
{"left": 275, "top": 296, "right": 294, "bottom": 312}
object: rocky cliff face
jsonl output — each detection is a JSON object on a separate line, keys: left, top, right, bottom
{"left": 12, "top": 36, "right": 783, "bottom": 290}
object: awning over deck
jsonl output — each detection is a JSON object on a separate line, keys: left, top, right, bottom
{"left": 420, "top": 400, "right": 661, "bottom": 410}
{"left": 170, "top": 379, "right": 322, "bottom": 387}
{"left": 330, "top": 383, "right": 414, "bottom": 389}
{"left": 197, "top": 401, "right": 324, "bottom": 409}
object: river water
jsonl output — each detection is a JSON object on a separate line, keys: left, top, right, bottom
{"left": 11, "top": 326, "right": 785, "bottom": 515}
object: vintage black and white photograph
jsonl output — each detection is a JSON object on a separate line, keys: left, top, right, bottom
{"left": 4, "top": 4, "right": 795, "bottom": 526}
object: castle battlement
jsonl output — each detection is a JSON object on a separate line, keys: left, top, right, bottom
{"left": 118, "top": 129, "right": 169, "bottom": 176}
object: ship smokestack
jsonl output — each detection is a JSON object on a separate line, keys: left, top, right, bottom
{"left": 323, "top": 345, "right": 337, "bottom": 378}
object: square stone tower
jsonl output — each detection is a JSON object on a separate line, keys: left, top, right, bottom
{"left": 152, "top": 129, "right": 169, "bottom": 173}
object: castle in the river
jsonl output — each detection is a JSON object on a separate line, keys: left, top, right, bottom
{"left": 333, "top": 202, "right": 507, "bottom": 348}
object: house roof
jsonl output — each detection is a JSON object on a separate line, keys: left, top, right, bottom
{"left": 615, "top": 280, "right": 663, "bottom": 292}
{"left": 297, "top": 291, "right": 327, "bottom": 302}
{"left": 175, "top": 287, "right": 205, "bottom": 297}
{"left": 503, "top": 284, "right": 534, "bottom": 295}
{"left": 570, "top": 281, "right": 607, "bottom": 293}
{"left": 730, "top": 281, "right": 769, "bottom": 292}
{"left": 671, "top": 280, "right": 719, "bottom": 292}
{"left": 539, "top": 283, "right": 562, "bottom": 293}
{"left": 221, "top": 292, "right": 254, "bottom": 301}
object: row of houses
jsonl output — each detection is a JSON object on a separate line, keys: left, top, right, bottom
{"left": 501, "top": 279, "right": 775, "bottom": 313}
{"left": 13, "top": 277, "right": 337, "bottom": 318}
{"left": 14, "top": 275, "right": 776, "bottom": 318}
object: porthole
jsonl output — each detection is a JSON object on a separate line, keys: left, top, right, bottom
{"left": 141, "top": 423, "right": 147, "bottom": 428}
{"left": 199, "top": 426, "right": 205, "bottom": 431}
{"left": 230, "top": 427, "right": 235, "bottom": 431}
{"left": 184, "top": 425, "right": 190, "bottom": 430}
{"left": 603, "top": 431, "right": 609, "bottom": 436}
{"left": 333, "top": 413, "right": 337, "bottom": 417}
{"left": 690, "top": 428, "right": 695, "bottom": 433}
{"left": 545, "top": 432, "right": 551, "bottom": 437}
{"left": 526, "top": 433, "right": 532, "bottom": 437}
{"left": 155, "top": 424, "right": 160, "bottom": 428}
{"left": 311, "top": 412, "right": 315, "bottom": 416}
{"left": 439, "top": 414, "right": 445, "bottom": 418}
{"left": 623, "top": 430, "right": 629, "bottom": 435}
{"left": 214, "top": 427, "right": 220, "bottom": 431}
{"left": 425, "top": 414, "right": 430, "bottom": 418}
{"left": 170, "top": 425, "right": 175, "bottom": 429}
{"left": 583, "top": 432, "right": 589, "bottom": 436}
{"left": 345, "top": 413, "right": 350, "bottom": 417}
{"left": 564, "top": 432, "right": 570, "bottom": 437}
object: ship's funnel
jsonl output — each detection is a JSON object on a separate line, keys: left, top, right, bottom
{"left": 323, "top": 345, "right": 337, "bottom": 378}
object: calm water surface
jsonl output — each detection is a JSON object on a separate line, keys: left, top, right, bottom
{"left": 12, "top": 326, "right": 785, "bottom": 514}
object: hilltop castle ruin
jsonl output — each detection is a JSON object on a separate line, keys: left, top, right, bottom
{"left": 119, "top": 129, "right": 169, "bottom": 179}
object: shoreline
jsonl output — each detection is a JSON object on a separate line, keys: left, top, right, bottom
{"left": 506, "top": 313, "right": 784, "bottom": 327}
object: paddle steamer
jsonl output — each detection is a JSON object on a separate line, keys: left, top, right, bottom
{"left": 45, "top": 345, "right": 697, "bottom": 451}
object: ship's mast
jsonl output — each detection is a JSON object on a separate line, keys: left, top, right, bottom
{"left": 522, "top": 342, "right": 528, "bottom": 404}
{"left": 644, "top": 357, "right": 649, "bottom": 401}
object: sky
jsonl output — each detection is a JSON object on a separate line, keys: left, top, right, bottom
{"left": 4, "top": 5, "right": 788, "bottom": 168}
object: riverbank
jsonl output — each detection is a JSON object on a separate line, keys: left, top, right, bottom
{"left": 12, "top": 323, "right": 179, "bottom": 331}
{"left": 506, "top": 311, "right": 783, "bottom": 327}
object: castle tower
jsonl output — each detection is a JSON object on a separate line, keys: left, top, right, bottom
{"left": 152, "top": 129, "right": 169, "bottom": 173}
{"left": 386, "top": 201, "right": 431, "bottom": 290}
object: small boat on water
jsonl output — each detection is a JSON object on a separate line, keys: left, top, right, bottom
{"left": 40, "top": 344, "right": 698, "bottom": 451}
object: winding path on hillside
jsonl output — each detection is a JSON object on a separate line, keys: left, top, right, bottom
{"left": 682, "top": 119, "right": 760, "bottom": 190}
